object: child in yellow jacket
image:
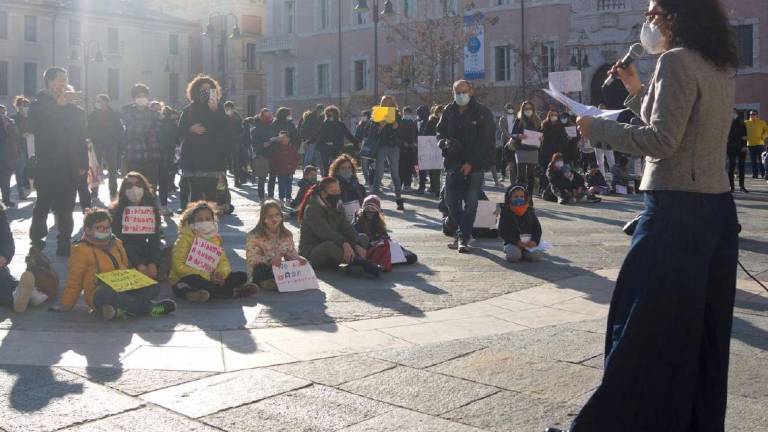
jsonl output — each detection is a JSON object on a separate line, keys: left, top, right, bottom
{"left": 170, "top": 201, "right": 254, "bottom": 302}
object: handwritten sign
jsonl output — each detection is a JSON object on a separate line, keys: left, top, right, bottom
{"left": 185, "top": 237, "right": 223, "bottom": 274}
{"left": 96, "top": 269, "right": 156, "bottom": 293}
{"left": 26, "top": 134, "right": 35, "bottom": 157}
{"left": 565, "top": 126, "right": 578, "bottom": 138}
{"left": 474, "top": 201, "right": 499, "bottom": 229}
{"left": 549, "top": 70, "right": 582, "bottom": 93}
{"left": 522, "top": 130, "right": 542, "bottom": 148}
{"left": 343, "top": 201, "right": 361, "bottom": 223}
{"left": 417, "top": 136, "right": 443, "bottom": 171}
{"left": 122, "top": 206, "right": 156, "bottom": 234}
{"left": 273, "top": 260, "right": 320, "bottom": 293}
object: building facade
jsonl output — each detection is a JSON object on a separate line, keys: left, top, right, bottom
{"left": 0, "top": 0, "right": 199, "bottom": 111}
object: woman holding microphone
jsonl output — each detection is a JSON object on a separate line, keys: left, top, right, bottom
{"left": 548, "top": 1, "right": 740, "bottom": 431}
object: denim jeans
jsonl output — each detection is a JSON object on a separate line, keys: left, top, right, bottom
{"left": 373, "top": 145, "right": 402, "bottom": 197}
{"left": 444, "top": 170, "right": 484, "bottom": 242}
{"left": 571, "top": 191, "right": 739, "bottom": 432}
{"left": 92, "top": 284, "right": 160, "bottom": 316}
{"left": 303, "top": 142, "right": 318, "bottom": 168}
{"left": 748, "top": 145, "right": 765, "bottom": 177}
{"left": 278, "top": 175, "right": 293, "bottom": 201}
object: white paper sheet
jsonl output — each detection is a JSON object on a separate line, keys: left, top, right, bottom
{"left": 473, "top": 201, "right": 499, "bottom": 229}
{"left": 565, "top": 126, "right": 578, "bottom": 138}
{"left": 522, "top": 130, "right": 543, "bottom": 148}
{"left": 417, "top": 136, "right": 443, "bottom": 171}
{"left": 273, "top": 260, "right": 320, "bottom": 292}
{"left": 544, "top": 83, "right": 624, "bottom": 120}
{"left": 343, "top": 201, "right": 361, "bottom": 223}
{"left": 525, "top": 240, "right": 552, "bottom": 254}
{"left": 389, "top": 239, "right": 407, "bottom": 264}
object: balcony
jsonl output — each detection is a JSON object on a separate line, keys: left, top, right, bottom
{"left": 597, "top": 0, "right": 626, "bottom": 10}
{"left": 252, "top": 34, "right": 297, "bottom": 55}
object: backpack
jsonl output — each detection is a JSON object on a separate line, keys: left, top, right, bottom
{"left": 25, "top": 247, "right": 59, "bottom": 300}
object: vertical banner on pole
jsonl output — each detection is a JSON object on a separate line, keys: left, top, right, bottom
{"left": 463, "top": 14, "right": 485, "bottom": 80}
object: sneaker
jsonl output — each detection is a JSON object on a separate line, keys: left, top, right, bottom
{"left": 29, "top": 287, "right": 49, "bottom": 307}
{"left": 558, "top": 198, "right": 567, "bottom": 205}
{"left": 4, "top": 201, "right": 17, "bottom": 209}
{"left": 184, "top": 289, "right": 211, "bottom": 303}
{"left": 101, "top": 305, "right": 129, "bottom": 321}
{"left": 13, "top": 271, "right": 35, "bottom": 312}
{"left": 150, "top": 299, "right": 177, "bottom": 316}
{"left": 160, "top": 206, "right": 173, "bottom": 217}
{"left": 362, "top": 261, "right": 382, "bottom": 278}
{"left": 396, "top": 198, "right": 405, "bottom": 211}
{"left": 448, "top": 239, "right": 459, "bottom": 250}
{"left": 740, "top": 187, "right": 750, "bottom": 193}
{"left": 457, "top": 238, "right": 470, "bottom": 254}
{"left": 585, "top": 195, "right": 602, "bottom": 203}
{"left": 233, "top": 283, "right": 260, "bottom": 298}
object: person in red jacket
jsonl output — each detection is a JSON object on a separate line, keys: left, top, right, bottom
{"left": 270, "top": 131, "right": 300, "bottom": 205}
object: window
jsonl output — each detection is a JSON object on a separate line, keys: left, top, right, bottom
{"left": 24, "top": 15, "right": 37, "bottom": 42}
{"left": 107, "top": 27, "right": 119, "bottom": 53}
{"left": 494, "top": 45, "right": 513, "bottom": 82}
{"left": 355, "top": 6, "right": 368, "bottom": 25}
{"left": 69, "top": 19, "right": 81, "bottom": 46}
{"left": 284, "top": 67, "right": 295, "bottom": 97}
{"left": 24, "top": 63, "right": 37, "bottom": 96}
{"left": 108, "top": 68, "right": 119, "bottom": 100}
{"left": 169, "top": 34, "right": 179, "bottom": 55}
{"left": 246, "top": 43, "right": 257, "bottom": 70}
{"left": 402, "top": 0, "right": 415, "bottom": 18}
{"left": 68, "top": 65, "right": 81, "bottom": 90}
{"left": 540, "top": 43, "right": 557, "bottom": 78}
{"left": 353, "top": 59, "right": 367, "bottom": 91}
{"left": 285, "top": 1, "right": 296, "bottom": 34}
{"left": 733, "top": 24, "right": 754, "bottom": 68}
{"left": 438, "top": 55, "right": 456, "bottom": 85}
{"left": 497, "top": 0, "right": 512, "bottom": 5}
{"left": 0, "top": 61, "right": 7, "bottom": 96}
{"left": 169, "top": 73, "right": 179, "bottom": 105}
{"left": 0, "top": 11, "right": 9, "bottom": 39}
{"left": 597, "top": 0, "right": 626, "bottom": 10}
{"left": 440, "top": 0, "right": 457, "bottom": 15}
{"left": 319, "top": 0, "right": 330, "bottom": 30}
{"left": 317, "top": 63, "right": 330, "bottom": 95}
{"left": 247, "top": 95, "right": 257, "bottom": 116}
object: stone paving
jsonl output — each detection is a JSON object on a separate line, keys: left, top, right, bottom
{"left": 0, "top": 173, "right": 766, "bottom": 431}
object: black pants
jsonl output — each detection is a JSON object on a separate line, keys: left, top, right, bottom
{"left": 158, "top": 162, "right": 172, "bottom": 206}
{"left": 748, "top": 145, "right": 765, "bottom": 178}
{"left": 0, "top": 174, "right": 11, "bottom": 206}
{"left": 268, "top": 173, "right": 277, "bottom": 198}
{"left": 92, "top": 284, "right": 160, "bottom": 316}
{"left": 77, "top": 172, "right": 91, "bottom": 211}
{"left": 103, "top": 146, "right": 120, "bottom": 198}
{"left": 727, "top": 150, "right": 746, "bottom": 190}
{"left": 251, "top": 264, "right": 274, "bottom": 284}
{"left": 571, "top": 192, "right": 739, "bottom": 432}
{"left": 399, "top": 145, "right": 417, "bottom": 188}
{"left": 418, "top": 170, "right": 441, "bottom": 194}
{"left": 188, "top": 177, "right": 218, "bottom": 202}
{"left": 30, "top": 184, "right": 76, "bottom": 247}
{"left": 172, "top": 272, "right": 247, "bottom": 299}
{"left": 516, "top": 163, "right": 537, "bottom": 201}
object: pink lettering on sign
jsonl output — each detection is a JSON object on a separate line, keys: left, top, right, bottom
{"left": 185, "top": 237, "right": 223, "bottom": 274}
{"left": 122, "top": 206, "right": 157, "bottom": 234}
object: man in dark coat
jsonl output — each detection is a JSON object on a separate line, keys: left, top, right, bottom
{"left": 397, "top": 106, "right": 419, "bottom": 192}
{"left": 727, "top": 109, "right": 748, "bottom": 193}
{"left": 299, "top": 104, "right": 324, "bottom": 167}
{"left": 28, "top": 67, "right": 88, "bottom": 256}
{"left": 88, "top": 94, "right": 124, "bottom": 198}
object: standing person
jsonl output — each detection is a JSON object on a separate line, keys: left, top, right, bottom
{"left": 508, "top": 101, "right": 541, "bottom": 204}
{"left": 436, "top": 80, "right": 496, "bottom": 253}
{"left": 158, "top": 106, "right": 180, "bottom": 215}
{"left": 0, "top": 108, "right": 18, "bottom": 208}
{"left": 249, "top": 108, "right": 275, "bottom": 201}
{"left": 222, "top": 101, "right": 244, "bottom": 187}
{"left": 369, "top": 96, "right": 404, "bottom": 210}
{"left": 121, "top": 84, "right": 162, "bottom": 189}
{"left": 11, "top": 96, "right": 31, "bottom": 200}
{"left": 178, "top": 75, "right": 228, "bottom": 202}
{"left": 268, "top": 107, "right": 299, "bottom": 197}
{"left": 397, "top": 106, "right": 419, "bottom": 193}
{"left": 745, "top": 110, "right": 768, "bottom": 178}
{"left": 727, "top": 109, "right": 748, "bottom": 193}
{"left": 88, "top": 94, "right": 124, "bottom": 199}
{"left": 311, "top": 106, "right": 359, "bottom": 177}
{"left": 499, "top": 102, "right": 518, "bottom": 183}
{"left": 417, "top": 104, "right": 444, "bottom": 196}
{"left": 270, "top": 132, "right": 300, "bottom": 205}
{"left": 354, "top": 110, "right": 374, "bottom": 186}
{"left": 299, "top": 104, "right": 325, "bottom": 167}
{"left": 28, "top": 67, "right": 88, "bottom": 256}
{"left": 554, "top": 1, "right": 741, "bottom": 430}
{"left": 539, "top": 110, "right": 568, "bottom": 195}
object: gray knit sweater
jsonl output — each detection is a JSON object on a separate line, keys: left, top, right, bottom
{"left": 591, "top": 48, "right": 734, "bottom": 194}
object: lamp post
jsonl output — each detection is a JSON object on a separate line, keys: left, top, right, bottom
{"left": 568, "top": 47, "right": 590, "bottom": 102}
{"left": 354, "top": 0, "right": 396, "bottom": 104}
{"left": 203, "top": 12, "right": 242, "bottom": 99}
{"left": 70, "top": 39, "right": 104, "bottom": 112}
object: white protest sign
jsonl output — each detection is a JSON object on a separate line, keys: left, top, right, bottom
{"left": 26, "top": 134, "right": 35, "bottom": 157}
{"left": 525, "top": 240, "right": 552, "bottom": 254}
{"left": 389, "top": 239, "right": 407, "bottom": 264}
{"left": 565, "top": 126, "right": 578, "bottom": 138}
{"left": 273, "top": 260, "right": 320, "bottom": 292}
{"left": 522, "top": 130, "right": 543, "bottom": 148}
{"left": 343, "top": 201, "right": 360, "bottom": 223}
{"left": 520, "top": 234, "right": 532, "bottom": 243}
{"left": 548, "top": 70, "right": 583, "bottom": 93}
{"left": 185, "top": 237, "right": 223, "bottom": 273}
{"left": 121, "top": 206, "right": 156, "bottom": 234}
{"left": 544, "top": 83, "right": 625, "bottom": 120}
{"left": 473, "top": 201, "right": 499, "bottom": 229}
{"left": 417, "top": 136, "right": 443, "bottom": 171}
{"left": 615, "top": 185, "right": 629, "bottom": 195}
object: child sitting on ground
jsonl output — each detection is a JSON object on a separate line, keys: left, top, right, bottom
{"left": 0, "top": 204, "right": 46, "bottom": 312}
{"left": 54, "top": 208, "right": 175, "bottom": 320}
{"left": 170, "top": 201, "right": 255, "bottom": 302}
{"left": 246, "top": 199, "right": 306, "bottom": 291}
{"left": 353, "top": 195, "right": 417, "bottom": 267}
{"left": 545, "top": 153, "right": 599, "bottom": 204}
{"left": 289, "top": 165, "right": 318, "bottom": 212}
{"left": 110, "top": 172, "right": 162, "bottom": 279}
{"left": 585, "top": 164, "right": 610, "bottom": 196}
{"left": 498, "top": 185, "right": 544, "bottom": 263}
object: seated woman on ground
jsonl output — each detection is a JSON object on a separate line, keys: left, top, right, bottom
{"left": 110, "top": 172, "right": 162, "bottom": 280}
{"left": 246, "top": 199, "right": 307, "bottom": 291}
{"left": 53, "top": 208, "right": 175, "bottom": 320}
{"left": 353, "top": 195, "right": 417, "bottom": 268}
{"left": 329, "top": 154, "right": 366, "bottom": 222}
{"left": 170, "top": 201, "right": 256, "bottom": 302}
{"left": 0, "top": 204, "right": 47, "bottom": 313}
{"left": 297, "top": 177, "right": 380, "bottom": 278}
{"left": 498, "top": 185, "right": 544, "bottom": 263}
{"left": 585, "top": 164, "right": 610, "bottom": 196}
{"left": 545, "top": 153, "right": 599, "bottom": 204}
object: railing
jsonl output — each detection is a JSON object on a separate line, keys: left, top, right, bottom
{"left": 597, "top": 0, "right": 626, "bottom": 10}
{"left": 253, "top": 34, "right": 296, "bottom": 53}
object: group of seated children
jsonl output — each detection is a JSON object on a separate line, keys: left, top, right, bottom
{"left": 544, "top": 153, "right": 601, "bottom": 204}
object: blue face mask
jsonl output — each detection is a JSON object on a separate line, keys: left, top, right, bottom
{"left": 338, "top": 170, "right": 353, "bottom": 181}
{"left": 511, "top": 197, "right": 526, "bottom": 207}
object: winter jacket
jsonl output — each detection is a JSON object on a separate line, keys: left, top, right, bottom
{"left": 336, "top": 175, "right": 366, "bottom": 205}
{"left": 436, "top": 97, "right": 496, "bottom": 172}
{"left": 121, "top": 104, "right": 162, "bottom": 163}
{"left": 11, "top": 112, "right": 29, "bottom": 136}
{"left": 299, "top": 112, "right": 323, "bottom": 143}
{"left": 62, "top": 238, "right": 130, "bottom": 309}
{"left": 368, "top": 119, "right": 401, "bottom": 149}
{"left": 298, "top": 194, "right": 367, "bottom": 257}
{"left": 178, "top": 101, "right": 229, "bottom": 172}
{"left": 270, "top": 143, "right": 300, "bottom": 176}
{"left": 727, "top": 119, "right": 747, "bottom": 155}
{"left": 245, "top": 230, "right": 300, "bottom": 280}
{"left": 540, "top": 123, "right": 568, "bottom": 167}
{"left": 0, "top": 116, "right": 18, "bottom": 175}
{"left": 352, "top": 213, "right": 388, "bottom": 242}
{"left": 509, "top": 116, "right": 541, "bottom": 153}
{"left": 421, "top": 116, "right": 439, "bottom": 136}
{"left": 585, "top": 171, "right": 608, "bottom": 189}
{"left": 169, "top": 226, "right": 232, "bottom": 284}
{"left": 223, "top": 113, "right": 243, "bottom": 162}
{"left": 745, "top": 118, "right": 768, "bottom": 147}
{"left": 291, "top": 179, "right": 315, "bottom": 208}
{"left": 397, "top": 117, "right": 419, "bottom": 147}
{"left": 547, "top": 164, "right": 584, "bottom": 191}
{"left": 159, "top": 117, "right": 180, "bottom": 164}
{"left": 311, "top": 120, "right": 358, "bottom": 157}
{"left": 498, "top": 206, "right": 542, "bottom": 246}
{"left": 110, "top": 204, "right": 163, "bottom": 267}
{"left": 27, "top": 90, "right": 88, "bottom": 190}
{"left": 271, "top": 119, "right": 300, "bottom": 149}
{"left": 87, "top": 108, "right": 123, "bottom": 156}
{"left": 249, "top": 120, "right": 276, "bottom": 158}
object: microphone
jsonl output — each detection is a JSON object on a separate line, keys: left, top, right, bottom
{"left": 603, "top": 43, "right": 645, "bottom": 88}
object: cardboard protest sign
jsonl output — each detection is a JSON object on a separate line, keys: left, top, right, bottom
{"left": 372, "top": 106, "right": 397, "bottom": 124}
{"left": 121, "top": 206, "right": 156, "bottom": 234}
{"left": 185, "top": 237, "right": 223, "bottom": 273}
{"left": 565, "top": 126, "right": 578, "bottom": 138}
{"left": 522, "top": 130, "right": 543, "bottom": 148}
{"left": 417, "top": 136, "right": 442, "bottom": 171}
{"left": 474, "top": 201, "right": 499, "bottom": 229}
{"left": 273, "top": 260, "right": 320, "bottom": 292}
{"left": 389, "top": 239, "right": 407, "bottom": 264}
{"left": 343, "top": 201, "right": 361, "bottom": 223}
{"left": 96, "top": 269, "right": 156, "bottom": 292}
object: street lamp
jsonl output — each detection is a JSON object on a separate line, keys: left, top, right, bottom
{"left": 203, "top": 12, "right": 242, "bottom": 99}
{"left": 70, "top": 39, "right": 104, "bottom": 112}
{"left": 354, "top": 0, "right": 396, "bottom": 104}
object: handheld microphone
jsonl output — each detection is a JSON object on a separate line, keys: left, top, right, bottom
{"left": 603, "top": 43, "right": 645, "bottom": 88}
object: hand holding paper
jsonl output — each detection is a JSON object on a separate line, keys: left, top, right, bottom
{"left": 544, "top": 83, "right": 624, "bottom": 120}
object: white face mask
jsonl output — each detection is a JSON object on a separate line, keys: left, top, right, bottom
{"left": 640, "top": 22, "right": 666, "bottom": 55}
{"left": 22, "top": 107, "right": 29, "bottom": 115}
{"left": 193, "top": 221, "right": 218, "bottom": 238}
{"left": 506, "top": 109, "right": 515, "bottom": 115}
{"left": 550, "top": 116, "right": 558, "bottom": 122}
{"left": 454, "top": 92, "right": 470, "bottom": 106}
{"left": 560, "top": 118, "right": 569, "bottom": 124}
{"left": 125, "top": 186, "right": 144, "bottom": 204}
{"left": 135, "top": 97, "right": 150, "bottom": 107}
{"left": 286, "top": 116, "right": 293, "bottom": 121}
{"left": 94, "top": 102, "right": 102, "bottom": 110}
{"left": 555, "top": 161, "right": 564, "bottom": 168}
{"left": 524, "top": 110, "right": 534, "bottom": 118}
{"left": 225, "top": 109, "right": 233, "bottom": 116}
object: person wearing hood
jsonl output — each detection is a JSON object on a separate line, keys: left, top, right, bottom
{"left": 498, "top": 185, "right": 543, "bottom": 263}
{"left": 121, "top": 84, "right": 163, "bottom": 189}
{"left": 726, "top": 109, "right": 748, "bottom": 193}
{"left": 353, "top": 195, "right": 418, "bottom": 266}
{"left": 290, "top": 165, "right": 318, "bottom": 209}
{"left": 50, "top": 208, "right": 176, "bottom": 320}
{"left": 545, "top": 153, "right": 595, "bottom": 204}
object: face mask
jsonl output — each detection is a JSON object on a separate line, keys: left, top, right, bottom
{"left": 192, "top": 221, "right": 218, "bottom": 237}
{"left": 524, "top": 110, "right": 534, "bottom": 118}
{"left": 22, "top": 107, "right": 29, "bottom": 115}
{"left": 260, "top": 115, "right": 273, "bottom": 124}
{"left": 550, "top": 116, "right": 558, "bottom": 122}
{"left": 95, "top": 102, "right": 102, "bottom": 110}
{"left": 125, "top": 186, "right": 144, "bottom": 203}
{"left": 511, "top": 197, "right": 526, "bottom": 207}
{"left": 92, "top": 229, "right": 112, "bottom": 241}
{"left": 135, "top": 97, "right": 149, "bottom": 107}
{"left": 454, "top": 93, "right": 470, "bottom": 106}
{"left": 225, "top": 109, "right": 233, "bottom": 116}
{"left": 286, "top": 116, "right": 293, "bottom": 121}
{"left": 307, "top": 176, "right": 318, "bottom": 184}
{"left": 325, "top": 194, "right": 341, "bottom": 208}
{"left": 364, "top": 211, "right": 377, "bottom": 220}
{"left": 506, "top": 109, "right": 515, "bottom": 115}
{"left": 338, "top": 170, "right": 353, "bottom": 181}
{"left": 555, "top": 161, "right": 564, "bottom": 169}
{"left": 199, "top": 89, "right": 210, "bottom": 101}
{"left": 733, "top": 114, "right": 739, "bottom": 120}
{"left": 560, "top": 117, "right": 569, "bottom": 124}
{"left": 640, "top": 21, "right": 666, "bottom": 55}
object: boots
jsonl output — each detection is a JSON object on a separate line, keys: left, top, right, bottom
{"left": 396, "top": 198, "right": 405, "bottom": 211}
{"left": 349, "top": 256, "right": 381, "bottom": 278}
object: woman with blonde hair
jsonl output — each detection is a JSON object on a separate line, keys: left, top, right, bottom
{"left": 368, "top": 95, "right": 405, "bottom": 210}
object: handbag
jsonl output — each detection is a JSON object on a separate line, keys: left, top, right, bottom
{"left": 359, "top": 137, "right": 378, "bottom": 160}
{"left": 366, "top": 239, "right": 392, "bottom": 272}
{"left": 25, "top": 247, "right": 59, "bottom": 300}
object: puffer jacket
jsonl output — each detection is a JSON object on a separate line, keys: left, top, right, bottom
{"left": 298, "top": 194, "right": 367, "bottom": 257}
{"left": 169, "top": 226, "right": 232, "bottom": 284}
{"left": 62, "top": 238, "right": 130, "bottom": 309}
